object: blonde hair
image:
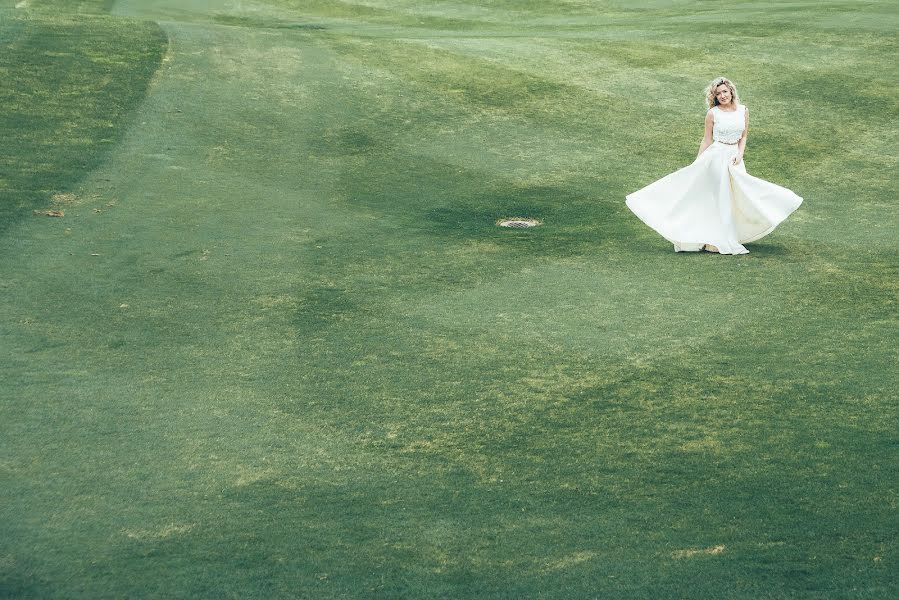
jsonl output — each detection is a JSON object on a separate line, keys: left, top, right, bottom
{"left": 705, "top": 77, "right": 740, "bottom": 109}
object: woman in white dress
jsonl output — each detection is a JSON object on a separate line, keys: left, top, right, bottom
{"left": 625, "top": 77, "right": 802, "bottom": 254}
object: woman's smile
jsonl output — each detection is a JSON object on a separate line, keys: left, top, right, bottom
{"left": 715, "top": 84, "right": 732, "bottom": 105}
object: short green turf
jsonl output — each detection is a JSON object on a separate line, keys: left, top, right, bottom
{"left": 0, "top": 5, "right": 167, "bottom": 232}
{"left": 1, "top": 1, "right": 896, "bottom": 598}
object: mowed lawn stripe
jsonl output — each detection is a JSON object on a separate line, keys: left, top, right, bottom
{"left": 0, "top": 10, "right": 167, "bottom": 233}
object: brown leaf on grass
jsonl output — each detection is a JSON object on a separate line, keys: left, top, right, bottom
{"left": 34, "top": 209, "right": 65, "bottom": 217}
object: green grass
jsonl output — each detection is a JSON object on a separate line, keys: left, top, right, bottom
{"left": 5, "top": 0, "right": 114, "bottom": 13}
{"left": 0, "top": 7, "right": 167, "bottom": 233}
{"left": 1, "top": 1, "right": 897, "bottom": 598}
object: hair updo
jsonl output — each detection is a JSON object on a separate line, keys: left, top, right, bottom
{"left": 705, "top": 77, "right": 740, "bottom": 109}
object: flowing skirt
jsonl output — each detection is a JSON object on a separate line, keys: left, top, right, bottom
{"left": 625, "top": 142, "right": 803, "bottom": 254}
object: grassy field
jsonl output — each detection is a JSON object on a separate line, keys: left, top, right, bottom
{"left": 1, "top": 0, "right": 897, "bottom": 598}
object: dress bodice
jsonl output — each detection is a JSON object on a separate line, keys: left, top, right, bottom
{"left": 712, "top": 104, "right": 745, "bottom": 144}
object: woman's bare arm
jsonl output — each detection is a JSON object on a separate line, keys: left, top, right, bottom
{"left": 697, "top": 110, "right": 714, "bottom": 158}
{"left": 733, "top": 106, "right": 749, "bottom": 165}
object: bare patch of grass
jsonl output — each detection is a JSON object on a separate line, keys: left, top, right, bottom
{"left": 542, "top": 551, "right": 597, "bottom": 572}
{"left": 51, "top": 192, "right": 78, "bottom": 204}
{"left": 123, "top": 524, "right": 195, "bottom": 541}
{"left": 672, "top": 545, "right": 726, "bottom": 559}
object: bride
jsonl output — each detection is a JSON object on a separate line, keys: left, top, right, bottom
{"left": 626, "top": 77, "right": 802, "bottom": 255}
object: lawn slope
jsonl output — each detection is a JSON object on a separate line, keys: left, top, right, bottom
{"left": 1, "top": 1, "right": 896, "bottom": 598}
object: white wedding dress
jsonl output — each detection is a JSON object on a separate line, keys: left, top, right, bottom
{"left": 625, "top": 105, "right": 802, "bottom": 254}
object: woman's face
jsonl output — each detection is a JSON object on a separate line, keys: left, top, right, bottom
{"left": 715, "top": 84, "right": 732, "bottom": 106}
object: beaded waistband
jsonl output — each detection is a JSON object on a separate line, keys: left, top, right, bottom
{"left": 715, "top": 139, "right": 739, "bottom": 145}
